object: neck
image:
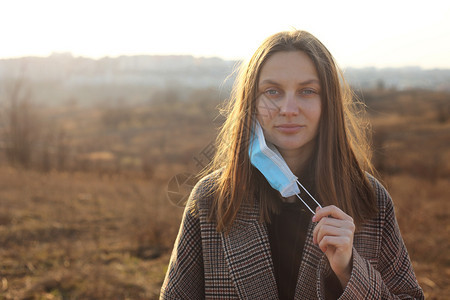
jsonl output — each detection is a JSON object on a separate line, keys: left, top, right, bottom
{"left": 278, "top": 141, "right": 315, "bottom": 177}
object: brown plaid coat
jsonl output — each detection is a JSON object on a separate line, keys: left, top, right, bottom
{"left": 160, "top": 172, "right": 424, "bottom": 299}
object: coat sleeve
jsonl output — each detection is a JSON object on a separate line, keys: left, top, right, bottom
{"left": 160, "top": 180, "right": 206, "bottom": 300}
{"left": 330, "top": 180, "right": 424, "bottom": 299}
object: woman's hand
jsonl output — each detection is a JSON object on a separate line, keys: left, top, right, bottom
{"left": 312, "top": 205, "right": 355, "bottom": 289}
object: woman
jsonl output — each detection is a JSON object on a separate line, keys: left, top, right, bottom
{"left": 160, "top": 30, "right": 424, "bottom": 299}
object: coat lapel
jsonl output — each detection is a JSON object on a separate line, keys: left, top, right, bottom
{"left": 221, "top": 204, "right": 279, "bottom": 299}
{"left": 294, "top": 221, "right": 325, "bottom": 298}
{"left": 220, "top": 203, "right": 325, "bottom": 299}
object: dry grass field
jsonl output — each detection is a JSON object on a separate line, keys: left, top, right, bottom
{"left": 0, "top": 169, "right": 181, "bottom": 299}
{"left": 0, "top": 88, "right": 449, "bottom": 299}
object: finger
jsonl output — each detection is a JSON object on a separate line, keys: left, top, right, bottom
{"left": 316, "top": 224, "right": 354, "bottom": 247}
{"left": 313, "top": 218, "right": 353, "bottom": 244}
{"left": 318, "top": 235, "right": 353, "bottom": 253}
{"left": 318, "top": 217, "right": 355, "bottom": 231}
{"left": 313, "top": 218, "right": 355, "bottom": 245}
{"left": 313, "top": 205, "right": 353, "bottom": 223}
{"left": 315, "top": 205, "right": 348, "bottom": 220}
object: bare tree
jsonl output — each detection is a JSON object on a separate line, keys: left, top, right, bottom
{"left": 55, "top": 128, "right": 70, "bottom": 171}
{"left": 0, "top": 75, "right": 40, "bottom": 168}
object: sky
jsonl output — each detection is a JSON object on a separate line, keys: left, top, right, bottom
{"left": 1, "top": 0, "right": 449, "bottom": 69}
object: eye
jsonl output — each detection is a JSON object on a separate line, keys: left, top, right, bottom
{"left": 265, "top": 88, "right": 280, "bottom": 96}
{"left": 300, "top": 88, "right": 317, "bottom": 95}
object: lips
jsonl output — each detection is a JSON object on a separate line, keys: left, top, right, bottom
{"left": 275, "top": 124, "right": 304, "bottom": 133}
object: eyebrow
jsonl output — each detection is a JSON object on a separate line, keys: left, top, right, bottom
{"left": 259, "top": 79, "right": 320, "bottom": 86}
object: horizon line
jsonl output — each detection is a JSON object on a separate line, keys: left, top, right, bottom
{"left": 0, "top": 52, "right": 449, "bottom": 71}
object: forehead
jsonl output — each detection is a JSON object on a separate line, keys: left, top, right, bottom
{"left": 259, "top": 51, "right": 319, "bottom": 84}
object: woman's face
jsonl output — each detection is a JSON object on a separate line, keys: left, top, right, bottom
{"left": 256, "top": 51, "right": 322, "bottom": 156}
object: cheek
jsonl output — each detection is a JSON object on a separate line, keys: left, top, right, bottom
{"left": 256, "top": 97, "right": 278, "bottom": 122}
{"left": 313, "top": 108, "right": 321, "bottom": 125}
{"left": 308, "top": 99, "right": 322, "bottom": 124}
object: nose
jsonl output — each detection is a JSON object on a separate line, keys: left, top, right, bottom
{"left": 279, "top": 93, "right": 299, "bottom": 117}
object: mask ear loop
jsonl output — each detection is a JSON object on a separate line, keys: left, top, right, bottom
{"left": 295, "top": 180, "right": 322, "bottom": 215}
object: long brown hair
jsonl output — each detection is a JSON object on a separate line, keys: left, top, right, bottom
{"left": 204, "top": 30, "right": 377, "bottom": 232}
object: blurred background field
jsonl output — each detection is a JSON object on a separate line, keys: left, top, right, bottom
{"left": 0, "top": 54, "right": 449, "bottom": 299}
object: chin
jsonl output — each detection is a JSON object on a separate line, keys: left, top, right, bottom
{"left": 274, "top": 138, "right": 316, "bottom": 153}
{"left": 275, "top": 142, "right": 307, "bottom": 151}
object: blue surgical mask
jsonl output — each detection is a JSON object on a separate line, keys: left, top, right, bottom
{"left": 248, "top": 120, "right": 322, "bottom": 214}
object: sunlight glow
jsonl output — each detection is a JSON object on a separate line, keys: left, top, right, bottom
{"left": 1, "top": 0, "right": 449, "bottom": 68}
